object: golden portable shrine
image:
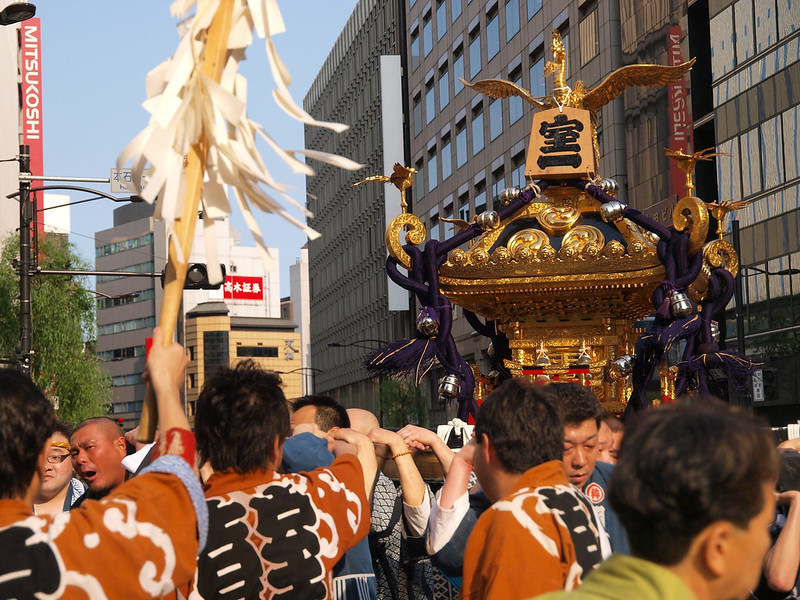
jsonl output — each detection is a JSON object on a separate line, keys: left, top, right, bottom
{"left": 361, "top": 31, "right": 752, "bottom": 421}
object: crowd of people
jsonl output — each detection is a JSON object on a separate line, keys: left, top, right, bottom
{"left": 0, "top": 327, "right": 798, "bottom": 600}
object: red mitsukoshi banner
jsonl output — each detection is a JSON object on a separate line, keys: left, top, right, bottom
{"left": 223, "top": 276, "right": 264, "bottom": 300}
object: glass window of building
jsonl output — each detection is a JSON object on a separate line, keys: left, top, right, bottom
{"left": 469, "top": 28, "right": 482, "bottom": 79}
{"left": 492, "top": 170, "right": 505, "bottom": 199}
{"left": 579, "top": 8, "right": 598, "bottom": 66}
{"left": 442, "top": 136, "right": 453, "bottom": 180}
{"left": 415, "top": 158, "right": 426, "bottom": 201}
{"left": 509, "top": 71, "right": 523, "bottom": 124}
{"left": 452, "top": 0, "right": 462, "bottom": 21}
{"left": 437, "top": 0, "right": 447, "bottom": 40}
{"left": 506, "top": 0, "right": 520, "bottom": 41}
{"left": 528, "top": 0, "right": 542, "bottom": 19}
{"left": 489, "top": 98, "right": 503, "bottom": 140}
{"left": 423, "top": 13, "right": 433, "bottom": 57}
{"left": 456, "top": 120, "right": 468, "bottom": 168}
{"left": 410, "top": 0, "right": 417, "bottom": 6}
{"left": 487, "top": 11, "right": 500, "bottom": 60}
{"left": 411, "top": 30, "right": 420, "bottom": 71}
{"left": 425, "top": 80, "right": 436, "bottom": 124}
{"left": 511, "top": 153, "right": 526, "bottom": 188}
{"left": 529, "top": 52, "right": 545, "bottom": 99}
{"left": 430, "top": 214, "right": 440, "bottom": 241}
{"left": 458, "top": 198, "right": 470, "bottom": 221}
{"left": 428, "top": 151, "right": 439, "bottom": 192}
{"left": 472, "top": 107, "right": 485, "bottom": 155}
{"left": 475, "top": 185, "right": 487, "bottom": 213}
{"left": 561, "top": 31, "right": 570, "bottom": 78}
{"left": 454, "top": 48, "right": 465, "bottom": 94}
{"left": 439, "top": 65, "right": 450, "bottom": 109}
{"left": 413, "top": 93, "right": 423, "bottom": 136}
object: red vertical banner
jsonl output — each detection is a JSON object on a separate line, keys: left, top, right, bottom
{"left": 20, "top": 18, "right": 43, "bottom": 238}
{"left": 666, "top": 25, "right": 693, "bottom": 199}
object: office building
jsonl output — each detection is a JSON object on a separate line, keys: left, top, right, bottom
{"left": 304, "top": 0, "right": 414, "bottom": 416}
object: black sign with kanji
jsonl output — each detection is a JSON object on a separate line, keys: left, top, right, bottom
{"left": 537, "top": 113, "right": 584, "bottom": 169}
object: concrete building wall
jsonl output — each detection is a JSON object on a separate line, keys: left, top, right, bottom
{"left": 304, "top": 0, "right": 413, "bottom": 416}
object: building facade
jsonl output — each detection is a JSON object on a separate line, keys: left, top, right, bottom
{"left": 183, "top": 301, "right": 301, "bottom": 422}
{"left": 708, "top": 0, "right": 800, "bottom": 420}
{"left": 96, "top": 204, "right": 281, "bottom": 429}
{"left": 304, "top": 0, "right": 414, "bottom": 416}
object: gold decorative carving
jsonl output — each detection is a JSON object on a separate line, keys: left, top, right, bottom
{"left": 672, "top": 196, "right": 709, "bottom": 256}
{"left": 560, "top": 225, "right": 605, "bottom": 259}
{"left": 507, "top": 229, "right": 550, "bottom": 256}
{"left": 687, "top": 239, "right": 739, "bottom": 303}
{"left": 385, "top": 213, "right": 426, "bottom": 269}
{"left": 537, "top": 206, "right": 582, "bottom": 235}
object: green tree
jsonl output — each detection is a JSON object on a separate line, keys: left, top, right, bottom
{"left": 0, "top": 233, "right": 112, "bottom": 423}
{"left": 378, "top": 378, "right": 429, "bottom": 427}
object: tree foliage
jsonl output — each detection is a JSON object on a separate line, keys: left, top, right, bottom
{"left": 378, "top": 378, "right": 429, "bottom": 427}
{"left": 0, "top": 233, "right": 112, "bottom": 424}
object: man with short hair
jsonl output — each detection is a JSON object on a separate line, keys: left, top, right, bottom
{"left": 535, "top": 403, "right": 780, "bottom": 600}
{"left": 33, "top": 420, "right": 85, "bottom": 515}
{"left": 291, "top": 394, "right": 351, "bottom": 431}
{"left": 185, "top": 362, "right": 373, "bottom": 599}
{"left": 70, "top": 416, "right": 129, "bottom": 505}
{"left": 555, "top": 383, "right": 629, "bottom": 554}
{"left": 460, "top": 378, "right": 602, "bottom": 599}
{"left": 0, "top": 327, "right": 206, "bottom": 598}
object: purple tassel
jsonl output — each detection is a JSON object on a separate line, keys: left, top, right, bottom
{"left": 686, "top": 351, "right": 759, "bottom": 392}
{"left": 365, "top": 338, "right": 438, "bottom": 384}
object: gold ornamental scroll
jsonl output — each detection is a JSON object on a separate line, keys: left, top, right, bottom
{"left": 139, "top": 0, "right": 235, "bottom": 443}
{"left": 526, "top": 107, "right": 596, "bottom": 181}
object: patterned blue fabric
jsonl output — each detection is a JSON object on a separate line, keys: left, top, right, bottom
{"left": 585, "top": 462, "right": 630, "bottom": 555}
{"left": 141, "top": 455, "right": 208, "bottom": 552}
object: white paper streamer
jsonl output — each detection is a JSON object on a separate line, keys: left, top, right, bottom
{"left": 119, "top": 0, "right": 364, "bottom": 279}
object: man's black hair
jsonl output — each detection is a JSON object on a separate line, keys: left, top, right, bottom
{"left": 474, "top": 378, "right": 563, "bottom": 473}
{"left": 609, "top": 403, "right": 779, "bottom": 565}
{"left": 52, "top": 420, "right": 74, "bottom": 445}
{"left": 291, "top": 395, "right": 350, "bottom": 432}
{"left": 552, "top": 382, "right": 602, "bottom": 427}
{"left": 195, "top": 360, "right": 291, "bottom": 474}
{"left": 0, "top": 369, "right": 57, "bottom": 499}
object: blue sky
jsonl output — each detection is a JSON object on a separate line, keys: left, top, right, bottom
{"left": 39, "top": 1, "right": 359, "bottom": 296}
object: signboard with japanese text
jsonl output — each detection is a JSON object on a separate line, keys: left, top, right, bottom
{"left": 667, "top": 26, "right": 693, "bottom": 198}
{"left": 21, "top": 18, "right": 43, "bottom": 237}
{"left": 110, "top": 168, "right": 149, "bottom": 194}
{"left": 223, "top": 275, "right": 264, "bottom": 300}
{"left": 526, "top": 107, "right": 596, "bottom": 180}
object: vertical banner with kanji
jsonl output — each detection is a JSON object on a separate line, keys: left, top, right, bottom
{"left": 20, "top": 18, "right": 43, "bottom": 237}
{"left": 667, "top": 26, "right": 693, "bottom": 198}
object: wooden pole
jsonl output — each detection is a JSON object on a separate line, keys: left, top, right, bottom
{"left": 138, "top": 0, "right": 235, "bottom": 442}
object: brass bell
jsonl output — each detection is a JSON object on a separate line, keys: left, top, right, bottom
{"left": 417, "top": 315, "right": 438, "bottom": 337}
{"left": 608, "top": 355, "right": 634, "bottom": 380}
{"left": 438, "top": 374, "right": 461, "bottom": 400}
{"left": 670, "top": 291, "right": 693, "bottom": 318}
{"left": 487, "top": 342, "right": 495, "bottom": 358}
{"left": 600, "top": 200, "right": 626, "bottom": 223}
{"left": 535, "top": 344, "right": 551, "bottom": 367}
{"left": 476, "top": 210, "right": 500, "bottom": 231}
{"left": 576, "top": 351, "right": 592, "bottom": 366}
{"left": 710, "top": 320, "right": 720, "bottom": 344}
{"left": 497, "top": 187, "right": 520, "bottom": 205}
{"left": 600, "top": 178, "right": 619, "bottom": 197}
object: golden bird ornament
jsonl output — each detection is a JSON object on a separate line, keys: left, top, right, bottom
{"left": 352, "top": 163, "right": 418, "bottom": 212}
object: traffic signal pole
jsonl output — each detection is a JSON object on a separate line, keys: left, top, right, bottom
{"left": 18, "top": 144, "right": 32, "bottom": 376}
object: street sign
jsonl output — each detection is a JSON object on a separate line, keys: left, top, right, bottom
{"left": 752, "top": 368, "right": 764, "bottom": 402}
{"left": 110, "top": 168, "right": 149, "bottom": 193}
